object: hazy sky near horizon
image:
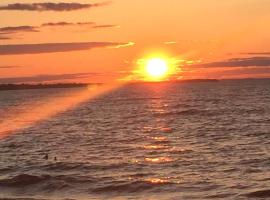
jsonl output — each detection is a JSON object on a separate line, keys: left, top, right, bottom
{"left": 0, "top": 0, "right": 270, "bottom": 83}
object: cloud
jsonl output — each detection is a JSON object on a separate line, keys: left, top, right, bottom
{"left": 42, "top": 22, "right": 75, "bottom": 27}
{"left": 0, "top": 66, "right": 22, "bottom": 69}
{"left": 0, "top": 25, "right": 39, "bottom": 40}
{"left": 111, "top": 42, "right": 135, "bottom": 49}
{"left": 208, "top": 67, "right": 270, "bottom": 79}
{"left": 0, "top": 2, "right": 110, "bottom": 12}
{"left": 224, "top": 67, "right": 270, "bottom": 75}
{"left": 0, "top": 41, "right": 131, "bottom": 55}
{"left": 0, "top": 26, "right": 39, "bottom": 33}
{"left": 93, "top": 25, "right": 119, "bottom": 29}
{"left": 0, "top": 22, "right": 118, "bottom": 40}
{"left": 164, "top": 41, "right": 178, "bottom": 45}
{"left": 0, "top": 73, "right": 100, "bottom": 83}
{"left": 42, "top": 22, "right": 117, "bottom": 28}
{"left": 0, "top": 26, "right": 38, "bottom": 32}
{"left": 242, "top": 52, "right": 270, "bottom": 55}
{"left": 0, "top": 36, "right": 11, "bottom": 40}
{"left": 41, "top": 22, "right": 95, "bottom": 27}
{"left": 192, "top": 57, "right": 270, "bottom": 68}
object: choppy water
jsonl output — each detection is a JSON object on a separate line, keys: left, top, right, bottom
{"left": 0, "top": 79, "right": 270, "bottom": 200}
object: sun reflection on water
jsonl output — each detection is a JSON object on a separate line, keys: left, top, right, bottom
{"left": 151, "top": 136, "right": 168, "bottom": 141}
{"left": 143, "top": 145, "right": 169, "bottom": 150}
{"left": 144, "top": 157, "right": 174, "bottom": 163}
{"left": 144, "top": 178, "right": 169, "bottom": 184}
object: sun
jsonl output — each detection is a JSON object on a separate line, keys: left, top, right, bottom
{"left": 133, "top": 53, "right": 180, "bottom": 82}
{"left": 146, "top": 58, "right": 169, "bottom": 79}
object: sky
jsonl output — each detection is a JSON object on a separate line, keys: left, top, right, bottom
{"left": 0, "top": 0, "right": 270, "bottom": 83}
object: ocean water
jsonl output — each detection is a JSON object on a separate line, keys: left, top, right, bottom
{"left": 0, "top": 79, "right": 269, "bottom": 200}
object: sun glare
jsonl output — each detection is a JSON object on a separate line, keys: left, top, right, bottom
{"left": 146, "top": 58, "right": 169, "bottom": 79}
{"left": 133, "top": 53, "right": 180, "bottom": 82}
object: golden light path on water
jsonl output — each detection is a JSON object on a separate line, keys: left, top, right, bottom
{"left": 0, "top": 83, "right": 122, "bottom": 139}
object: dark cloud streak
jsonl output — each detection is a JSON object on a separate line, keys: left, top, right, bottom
{"left": 41, "top": 22, "right": 95, "bottom": 27}
{"left": 242, "top": 52, "right": 270, "bottom": 55}
{"left": 93, "top": 24, "right": 118, "bottom": 28}
{"left": 0, "top": 42, "right": 130, "bottom": 55}
{"left": 0, "top": 36, "right": 11, "bottom": 40}
{"left": 0, "top": 22, "right": 117, "bottom": 40}
{"left": 0, "top": 26, "right": 39, "bottom": 40}
{"left": 0, "top": 2, "right": 110, "bottom": 12}
{"left": 0, "top": 66, "right": 22, "bottom": 69}
{"left": 192, "top": 57, "right": 270, "bottom": 68}
{"left": 0, "top": 26, "right": 39, "bottom": 33}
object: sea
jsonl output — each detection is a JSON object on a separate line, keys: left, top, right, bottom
{"left": 0, "top": 79, "right": 269, "bottom": 200}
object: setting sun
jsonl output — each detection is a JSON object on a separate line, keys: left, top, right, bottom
{"left": 146, "top": 58, "right": 169, "bottom": 78}
{"left": 134, "top": 54, "right": 179, "bottom": 82}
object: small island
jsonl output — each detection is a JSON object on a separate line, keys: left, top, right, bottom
{"left": 0, "top": 83, "right": 96, "bottom": 91}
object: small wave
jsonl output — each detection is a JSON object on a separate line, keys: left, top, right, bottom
{"left": 42, "top": 162, "right": 84, "bottom": 171}
{"left": 152, "top": 109, "right": 209, "bottom": 117}
{"left": 42, "top": 161, "right": 129, "bottom": 171}
{"left": 0, "top": 198, "right": 49, "bottom": 200}
{"left": 245, "top": 189, "right": 270, "bottom": 198}
{"left": 92, "top": 179, "right": 173, "bottom": 193}
{"left": 0, "top": 173, "right": 98, "bottom": 189}
{"left": 0, "top": 174, "right": 51, "bottom": 187}
{"left": 206, "top": 193, "right": 232, "bottom": 199}
{"left": 112, "top": 97, "right": 161, "bottom": 103}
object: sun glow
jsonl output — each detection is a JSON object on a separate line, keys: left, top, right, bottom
{"left": 146, "top": 58, "right": 169, "bottom": 78}
{"left": 132, "top": 52, "right": 181, "bottom": 82}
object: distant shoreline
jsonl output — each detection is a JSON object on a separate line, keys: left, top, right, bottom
{"left": 0, "top": 78, "right": 269, "bottom": 91}
{"left": 0, "top": 80, "right": 217, "bottom": 91}
{"left": 0, "top": 83, "right": 94, "bottom": 91}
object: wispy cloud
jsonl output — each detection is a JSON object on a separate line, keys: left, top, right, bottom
{"left": 0, "top": 36, "right": 11, "bottom": 40}
{"left": 0, "top": 26, "right": 39, "bottom": 34}
{"left": 241, "top": 52, "right": 270, "bottom": 55}
{"left": 0, "top": 2, "right": 110, "bottom": 12}
{"left": 93, "top": 24, "right": 119, "bottom": 29}
{"left": 0, "top": 41, "right": 132, "bottom": 55}
{"left": 111, "top": 42, "right": 135, "bottom": 49}
{"left": 164, "top": 41, "right": 178, "bottom": 45}
{"left": 41, "top": 21, "right": 117, "bottom": 29}
{"left": 0, "top": 25, "right": 39, "bottom": 40}
{"left": 0, "top": 73, "right": 99, "bottom": 83}
{"left": 41, "top": 22, "right": 95, "bottom": 27}
{"left": 0, "top": 66, "right": 22, "bottom": 69}
{"left": 191, "top": 57, "right": 270, "bottom": 68}
{"left": 208, "top": 67, "right": 270, "bottom": 79}
{"left": 0, "top": 22, "right": 118, "bottom": 40}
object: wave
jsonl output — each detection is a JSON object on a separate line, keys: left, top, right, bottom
{"left": 41, "top": 161, "right": 130, "bottom": 171}
{"left": 0, "top": 173, "right": 96, "bottom": 188}
{"left": 92, "top": 180, "right": 174, "bottom": 193}
{"left": 113, "top": 97, "right": 161, "bottom": 103}
{"left": 0, "top": 174, "right": 51, "bottom": 187}
{"left": 152, "top": 109, "right": 212, "bottom": 117}
{"left": 245, "top": 189, "right": 270, "bottom": 198}
{"left": 0, "top": 198, "right": 50, "bottom": 200}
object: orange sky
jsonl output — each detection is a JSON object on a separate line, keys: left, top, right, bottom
{"left": 0, "top": 0, "right": 270, "bottom": 83}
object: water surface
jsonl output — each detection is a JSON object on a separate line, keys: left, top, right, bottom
{"left": 0, "top": 80, "right": 270, "bottom": 199}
